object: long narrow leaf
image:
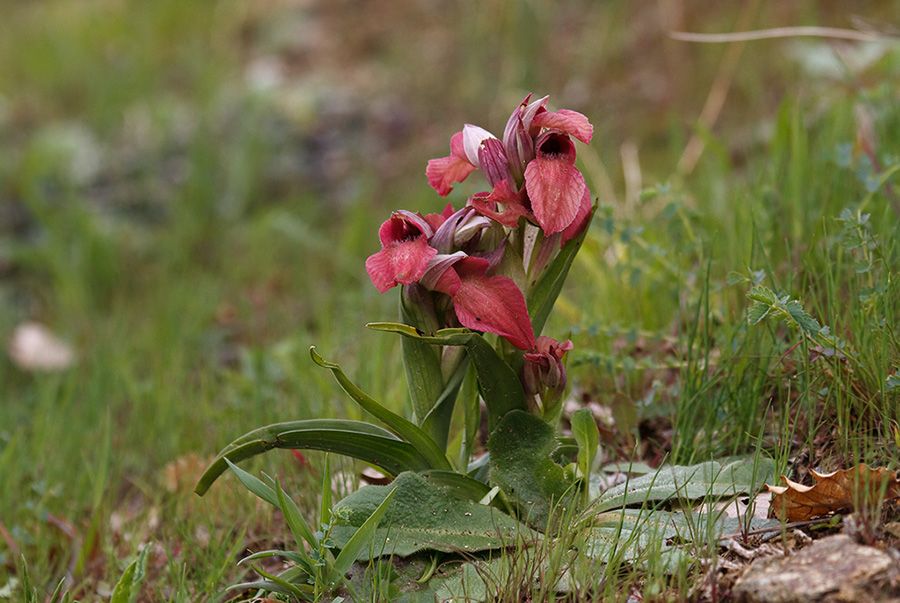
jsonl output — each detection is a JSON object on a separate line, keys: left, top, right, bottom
{"left": 242, "top": 550, "right": 315, "bottom": 576}
{"left": 206, "top": 419, "right": 400, "bottom": 462}
{"left": 571, "top": 408, "right": 599, "bottom": 478}
{"left": 321, "top": 455, "right": 333, "bottom": 527}
{"left": 310, "top": 346, "right": 451, "bottom": 471}
{"left": 328, "top": 486, "right": 398, "bottom": 585}
{"left": 572, "top": 408, "right": 600, "bottom": 506}
{"left": 196, "top": 420, "right": 432, "bottom": 495}
{"left": 229, "top": 579, "right": 311, "bottom": 600}
{"left": 226, "top": 459, "right": 280, "bottom": 506}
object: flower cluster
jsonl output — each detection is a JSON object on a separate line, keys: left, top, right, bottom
{"left": 366, "top": 95, "right": 592, "bottom": 411}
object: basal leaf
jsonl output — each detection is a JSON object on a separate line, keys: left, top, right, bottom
{"left": 195, "top": 419, "right": 432, "bottom": 495}
{"left": 594, "top": 458, "right": 776, "bottom": 513}
{"left": 488, "top": 410, "right": 573, "bottom": 525}
{"left": 421, "top": 469, "right": 491, "bottom": 500}
{"left": 886, "top": 373, "right": 900, "bottom": 393}
{"left": 275, "top": 477, "right": 318, "bottom": 552}
{"left": 233, "top": 566, "right": 313, "bottom": 600}
{"left": 582, "top": 507, "right": 779, "bottom": 569}
{"left": 225, "top": 458, "right": 280, "bottom": 507}
{"left": 581, "top": 508, "right": 687, "bottom": 568}
{"left": 330, "top": 472, "right": 536, "bottom": 559}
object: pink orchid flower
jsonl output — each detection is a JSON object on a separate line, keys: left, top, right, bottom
{"left": 365, "top": 211, "right": 438, "bottom": 293}
{"left": 431, "top": 255, "right": 536, "bottom": 351}
{"left": 426, "top": 95, "right": 593, "bottom": 237}
{"left": 367, "top": 210, "right": 536, "bottom": 351}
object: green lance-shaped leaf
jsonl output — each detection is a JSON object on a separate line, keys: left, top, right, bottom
{"left": 320, "top": 454, "right": 333, "bottom": 527}
{"left": 488, "top": 410, "right": 573, "bottom": 526}
{"left": 310, "top": 346, "right": 452, "bottom": 471}
{"left": 527, "top": 207, "right": 594, "bottom": 338}
{"left": 226, "top": 458, "right": 281, "bottom": 506}
{"left": 366, "top": 324, "right": 526, "bottom": 431}
{"left": 330, "top": 471, "right": 536, "bottom": 559}
{"left": 110, "top": 545, "right": 150, "bottom": 603}
{"left": 195, "top": 419, "right": 432, "bottom": 495}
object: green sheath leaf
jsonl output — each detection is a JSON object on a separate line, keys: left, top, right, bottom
{"left": 527, "top": 207, "right": 594, "bottom": 337}
{"left": 363, "top": 326, "right": 526, "bottom": 431}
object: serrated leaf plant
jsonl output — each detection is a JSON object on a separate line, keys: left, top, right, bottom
{"left": 196, "top": 94, "right": 603, "bottom": 595}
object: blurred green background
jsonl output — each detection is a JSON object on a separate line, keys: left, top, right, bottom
{"left": 1, "top": 0, "right": 899, "bottom": 598}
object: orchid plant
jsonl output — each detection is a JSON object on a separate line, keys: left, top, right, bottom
{"left": 197, "top": 93, "right": 596, "bottom": 541}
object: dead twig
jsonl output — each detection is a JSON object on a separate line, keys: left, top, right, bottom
{"left": 669, "top": 26, "right": 894, "bottom": 44}
{"left": 675, "top": 0, "right": 761, "bottom": 175}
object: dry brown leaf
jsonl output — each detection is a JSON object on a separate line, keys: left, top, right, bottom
{"left": 766, "top": 463, "right": 900, "bottom": 521}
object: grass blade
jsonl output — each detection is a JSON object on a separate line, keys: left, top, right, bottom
{"left": 327, "top": 485, "right": 398, "bottom": 585}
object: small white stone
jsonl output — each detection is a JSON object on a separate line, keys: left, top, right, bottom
{"left": 8, "top": 322, "right": 75, "bottom": 371}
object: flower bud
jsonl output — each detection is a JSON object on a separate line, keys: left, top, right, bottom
{"left": 522, "top": 337, "right": 574, "bottom": 419}
{"left": 478, "top": 137, "right": 514, "bottom": 189}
